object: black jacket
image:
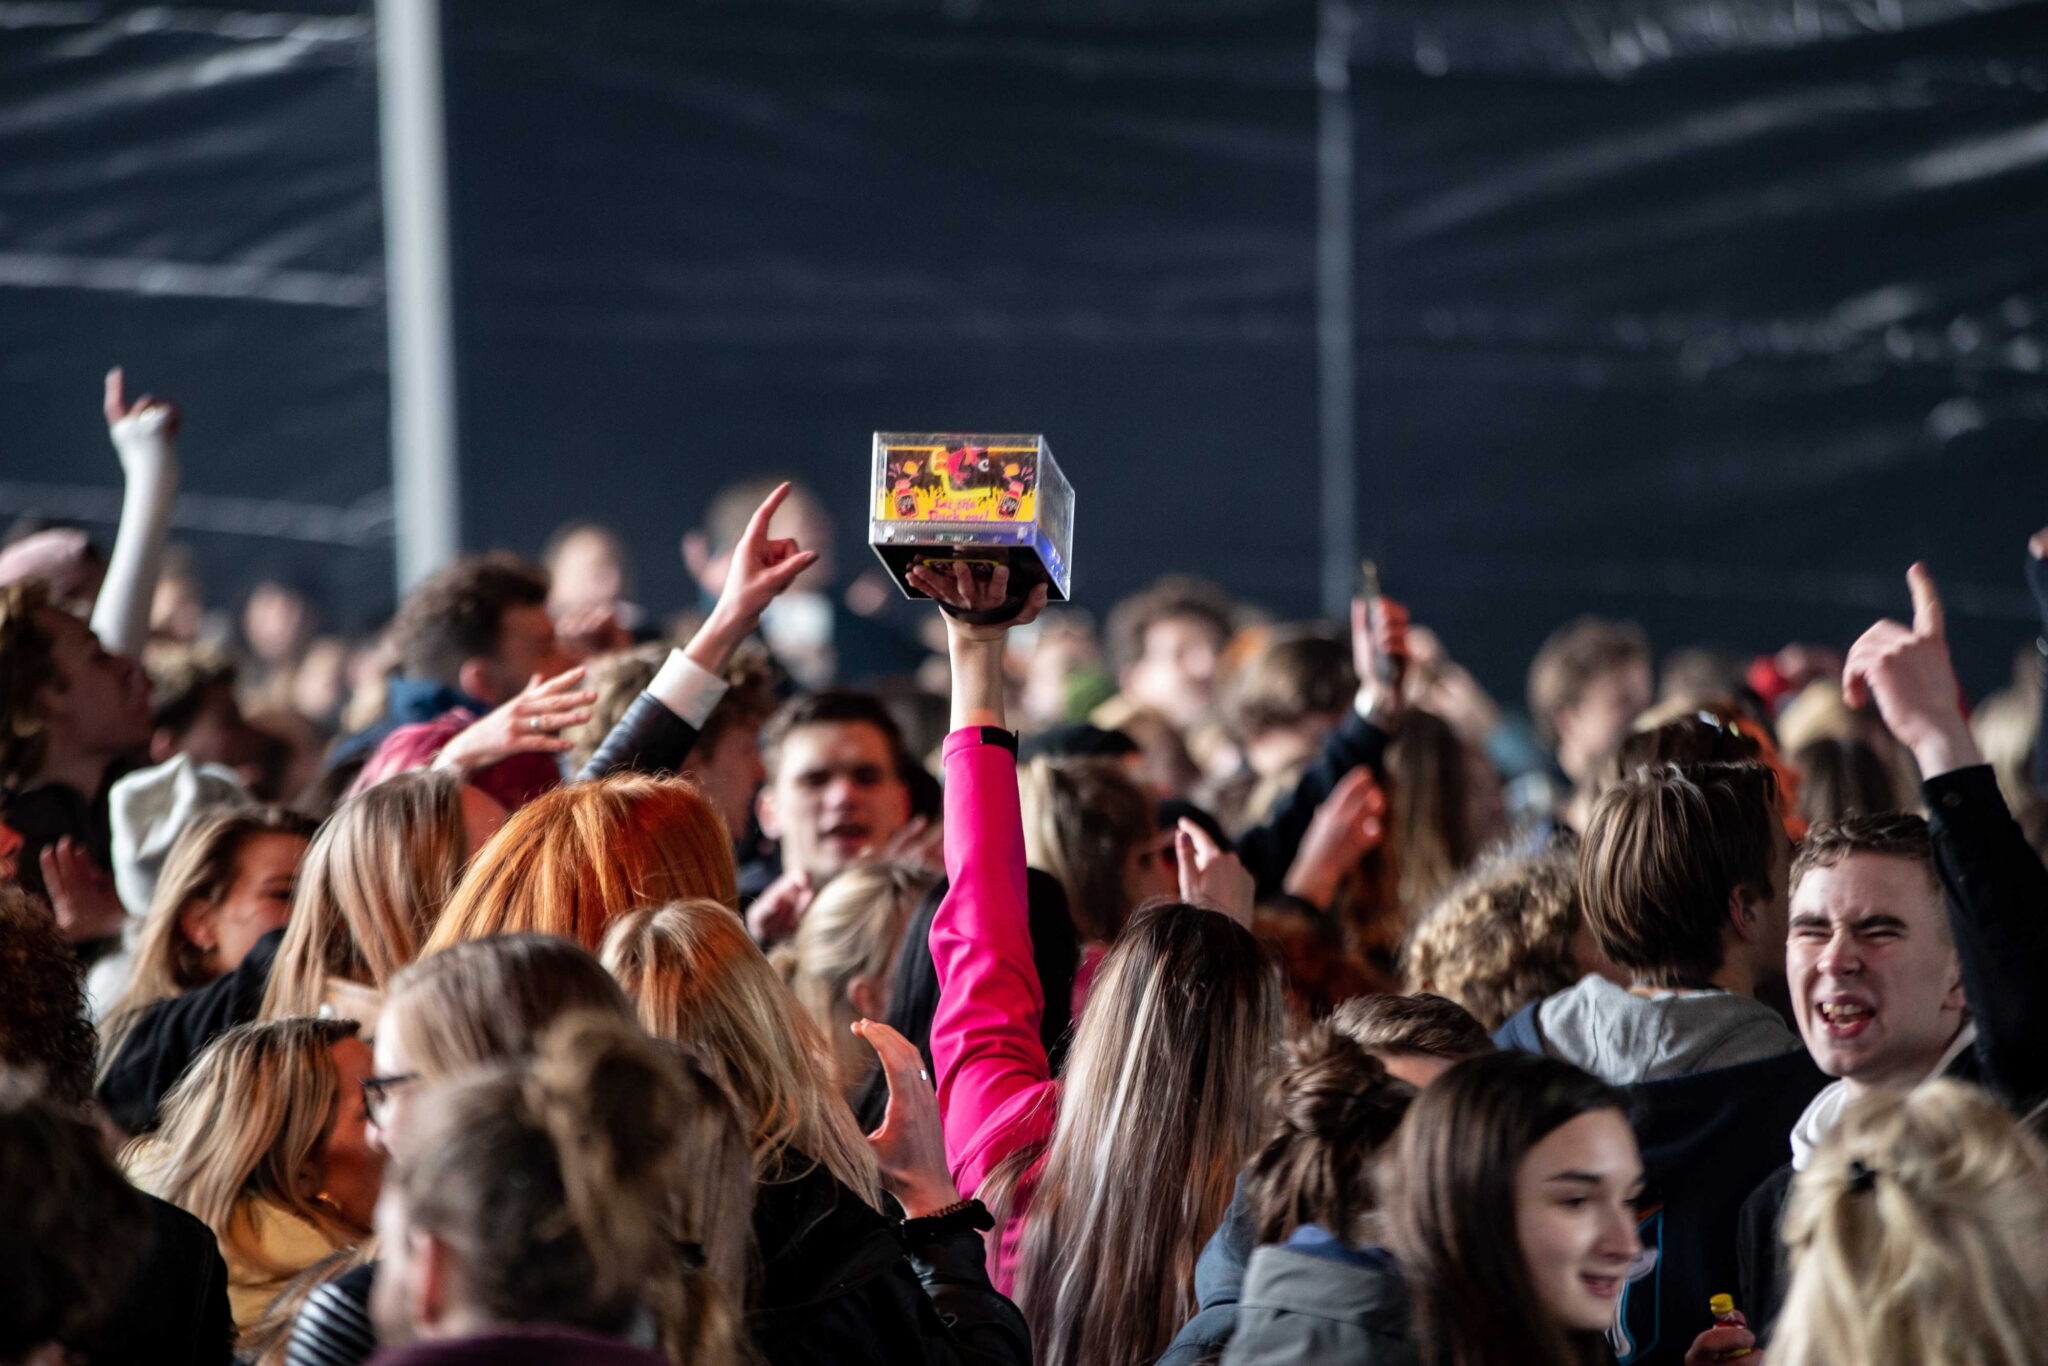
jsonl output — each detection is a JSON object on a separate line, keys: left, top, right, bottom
{"left": 748, "top": 1158, "right": 1029, "bottom": 1366}
{"left": 1496, "top": 1009, "right": 1827, "bottom": 1365}
{"left": 1737, "top": 764, "right": 2048, "bottom": 1336}
{"left": 97, "top": 925, "right": 284, "bottom": 1136}
{"left": 1220, "top": 1234, "right": 1415, "bottom": 1366}
{"left": 87, "top": 1192, "right": 233, "bottom": 1365}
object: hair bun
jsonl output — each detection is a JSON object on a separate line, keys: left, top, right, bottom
{"left": 1275, "top": 1028, "right": 1394, "bottom": 1139}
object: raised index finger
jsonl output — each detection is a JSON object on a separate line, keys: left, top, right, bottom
{"left": 1907, "top": 561, "right": 1945, "bottom": 639}
{"left": 740, "top": 481, "right": 793, "bottom": 549}
{"left": 103, "top": 367, "right": 126, "bottom": 424}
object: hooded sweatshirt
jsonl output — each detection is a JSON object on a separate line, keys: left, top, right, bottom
{"left": 1497, "top": 975, "right": 1826, "bottom": 1366}
{"left": 1220, "top": 1229, "right": 1415, "bottom": 1366}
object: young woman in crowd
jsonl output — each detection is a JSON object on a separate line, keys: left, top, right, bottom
{"left": 1292, "top": 1050, "right": 1643, "bottom": 1366}
{"left": 1762, "top": 1081, "right": 2048, "bottom": 1366}
{"left": 287, "top": 933, "right": 753, "bottom": 1366}
{"left": 263, "top": 769, "right": 503, "bottom": 1022}
{"left": 128, "top": 1017, "right": 382, "bottom": 1334}
{"left": 777, "top": 861, "right": 933, "bottom": 1100}
{"left": 424, "top": 774, "right": 735, "bottom": 952}
{"left": 366, "top": 1012, "right": 746, "bottom": 1366}
{"left": 600, "top": 898, "right": 1031, "bottom": 1366}
{"left": 913, "top": 560, "right": 1282, "bottom": 1366}
{"left": 99, "top": 806, "right": 315, "bottom": 1062}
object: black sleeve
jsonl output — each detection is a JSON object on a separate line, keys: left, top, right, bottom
{"left": 1736, "top": 1167, "right": 1793, "bottom": 1345}
{"left": 573, "top": 691, "right": 703, "bottom": 783}
{"left": 96, "top": 928, "right": 282, "bottom": 1136}
{"left": 1924, "top": 764, "right": 2048, "bottom": 1112}
{"left": 902, "top": 1230, "right": 1032, "bottom": 1366}
{"left": 1236, "top": 708, "right": 1391, "bottom": 896}
{"left": 284, "top": 1264, "right": 379, "bottom": 1366}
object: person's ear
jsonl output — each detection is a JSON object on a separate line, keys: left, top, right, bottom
{"left": 412, "top": 1228, "right": 454, "bottom": 1332}
{"left": 1727, "top": 888, "right": 1762, "bottom": 945}
{"left": 848, "top": 975, "right": 886, "bottom": 1023}
{"left": 178, "top": 900, "right": 219, "bottom": 952}
{"left": 755, "top": 785, "right": 783, "bottom": 841}
{"left": 149, "top": 728, "right": 179, "bottom": 764}
{"left": 1943, "top": 950, "right": 1968, "bottom": 1015}
{"left": 455, "top": 657, "right": 496, "bottom": 707}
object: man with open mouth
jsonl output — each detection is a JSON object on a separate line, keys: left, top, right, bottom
{"left": 1732, "top": 563, "right": 2048, "bottom": 1346}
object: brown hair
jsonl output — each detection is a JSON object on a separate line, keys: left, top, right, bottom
{"left": 428, "top": 773, "right": 738, "bottom": 954}
{"left": 1578, "top": 761, "right": 1780, "bottom": 988}
{"left": 383, "top": 935, "right": 642, "bottom": 1083}
{"left": 128, "top": 1018, "right": 367, "bottom": 1291}
{"left": 389, "top": 1012, "right": 751, "bottom": 1366}
{"left": 1005, "top": 904, "right": 1283, "bottom": 1366}
{"left": 1227, "top": 633, "right": 1357, "bottom": 740}
{"left": 262, "top": 769, "right": 471, "bottom": 1019}
{"left": 103, "top": 807, "right": 317, "bottom": 1059}
{"left": 1792, "top": 810, "right": 1935, "bottom": 894}
{"left": 1020, "top": 756, "right": 1156, "bottom": 944}
{"left": 757, "top": 689, "right": 909, "bottom": 785}
{"left": 1403, "top": 851, "right": 1585, "bottom": 1031}
{"left": 0, "top": 884, "right": 98, "bottom": 1109}
{"left": 1105, "top": 575, "right": 1234, "bottom": 677}
{"left": 387, "top": 552, "right": 548, "bottom": 687}
{"left": 1793, "top": 737, "right": 1902, "bottom": 827}
{"left": 1331, "top": 992, "right": 1496, "bottom": 1063}
{"left": 1385, "top": 1052, "right": 1627, "bottom": 1366}
{"left": 569, "top": 643, "right": 778, "bottom": 775}
{"left": 0, "top": 580, "right": 58, "bottom": 786}
{"left": 1243, "top": 1024, "right": 1414, "bottom": 1247}
{"left": 1527, "top": 617, "right": 1650, "bottom": 747}
{"left": 0, "top": 1072, "right": 149, "bottom": 1360}
{"left": 146, "top": 642, "right": 240, "bottom": 736}
{"left": 600, "top": 901, "right": 881, "bottom": 1205}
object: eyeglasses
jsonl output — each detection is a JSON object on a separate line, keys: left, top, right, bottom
{"left": 361, "top": 1072, "right": 420, "bottom": 1125}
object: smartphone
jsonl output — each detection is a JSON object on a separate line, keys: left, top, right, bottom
{"left": 1358, "top": 558, "right": 1403, "bottom": 690}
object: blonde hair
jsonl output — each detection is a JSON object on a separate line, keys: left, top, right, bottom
{"left": 1403, "top": 849, "right": 1584, "bottom": 1031}
{"left": 1774, "top": 1081, "right": 2048, "bottom": 1366}
{"left": 778, "top": 863, "right": 931, "bottom": 1094}
{"left": 101, "top": 807, "right": 315, "bottom": 1062}
{"left": 1006, "top": 904, "right": 1283, "bottom": 1366}
{"left": 260, "top": 770, "right": 470, "bottom": 1019}
{"left": 601, "top": 901, "right": 881, "bottom": 1207}
{"left": 391, "top": 1011, "right": 752, "bottom": 1366}
{"left": 428, "top": 774, "right": 738, "bottom": 954}
{"left": 128, "top": 1018, "right": 367, "bottom": 1296}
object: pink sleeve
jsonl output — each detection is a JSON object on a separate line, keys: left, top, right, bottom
{"left": 929, "top": 726, "right": 1057, "bottom": 1196}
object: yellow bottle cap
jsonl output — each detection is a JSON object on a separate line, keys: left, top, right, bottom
{"left": 1709, "top": 1294, "right": 1735, "bottom": 1316}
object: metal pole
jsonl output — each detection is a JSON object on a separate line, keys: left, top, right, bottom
{"left": 1314, "top": 0, "right": 1358, "bottom": 618}
{"left": 376, "top": 0, "right": 460, "bottom": 592}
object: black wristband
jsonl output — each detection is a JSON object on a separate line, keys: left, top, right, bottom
{"left": 899, "top": 1198, "right": 995, "bottom": 1245}
{"left": 935, "top": 596, "right": 1028, "bottom": 627}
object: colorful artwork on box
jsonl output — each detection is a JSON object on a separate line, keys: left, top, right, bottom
{"left": 877, "top": 442, "right": 1039, "bottom": 524}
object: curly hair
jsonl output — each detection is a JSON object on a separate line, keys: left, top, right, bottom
{"left": 386, "top": 552, "right": 548, "bottom": 687}
{"left": 0, "top": 1072, "right": 148, "bottom": 1360}
{"left": 0, "top": 581, "right": 58, "bottom": 788}
{"left": 0, "top": 884, "right": 98, "bottom": 1109}
{"left": 1402, "top": 849, "right": 1586, "bottom": 1031}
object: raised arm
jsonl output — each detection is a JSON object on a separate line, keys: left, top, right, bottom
{"left": 916, "top": 563, "right": 1056, "bottom": 1191}
{"left": 575, "top": 481, "right": 817, "bottom": 782}
{"left": 90, "top": 368, "right": 181, "bottom": 657}
{"left": 1845, "top": 562, "right": 2048, "bottom": 1111}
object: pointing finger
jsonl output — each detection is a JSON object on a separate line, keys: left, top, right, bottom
{"left": 1907, "top": 562, "right": 1945, "bottom": 639}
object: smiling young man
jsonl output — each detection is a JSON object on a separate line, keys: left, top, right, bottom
{"left": 1728, "top": 564, "right": 2048, "bottom": 1346}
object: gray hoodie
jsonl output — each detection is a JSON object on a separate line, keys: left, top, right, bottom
{"left": 1534, "top": 974, "right": 1801, "bottom": 1086}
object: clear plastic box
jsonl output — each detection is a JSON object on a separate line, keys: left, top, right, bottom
{"left": 868, "top": 432, "right": 1074, "bottom": 605}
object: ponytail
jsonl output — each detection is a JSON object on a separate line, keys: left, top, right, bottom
{"left": 391, "top": 1012, "right": 755, "bottom": 1365}
{"left": 1244, "top": 1024, "right": 1414, "bottom": 1247}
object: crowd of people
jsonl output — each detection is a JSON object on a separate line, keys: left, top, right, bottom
{"left": 5, "top": 376, "right": 2048, "bottom": 1366}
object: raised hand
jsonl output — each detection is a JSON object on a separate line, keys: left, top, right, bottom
{"left": 434, "top": 666, "right": 596, "bottom": 775}
{"left": 103, "top": 366, "right": 180, "bottom": 443}
{"left": 876, "top": 813, "right": 943, "bottom": 875}
{"left": 42, "top": 837, "right": 127, "bottom": 944}
{"left": 1282, "top": 766, "right": 1387, "bottom": 912}
{"left": 1176, "top": 818, "right": 1256, "bottom": 927}
{"left": 1842, "top": 563, "right": 1980, "bottom": 779}
{"left": 853, "top": 1018, "right": 962, "bottom": 1218}
{"left": 913, "top": 561, "right": 1051, "bottom": 732}
{"left": 744, "top": 868, "right": 814, "bottom": 946}
{"left": 683, "top": 482, "right": 822, "bottom": 676}
{"left": 1350, "top": 592, "right": 1412, "bottom": 716}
